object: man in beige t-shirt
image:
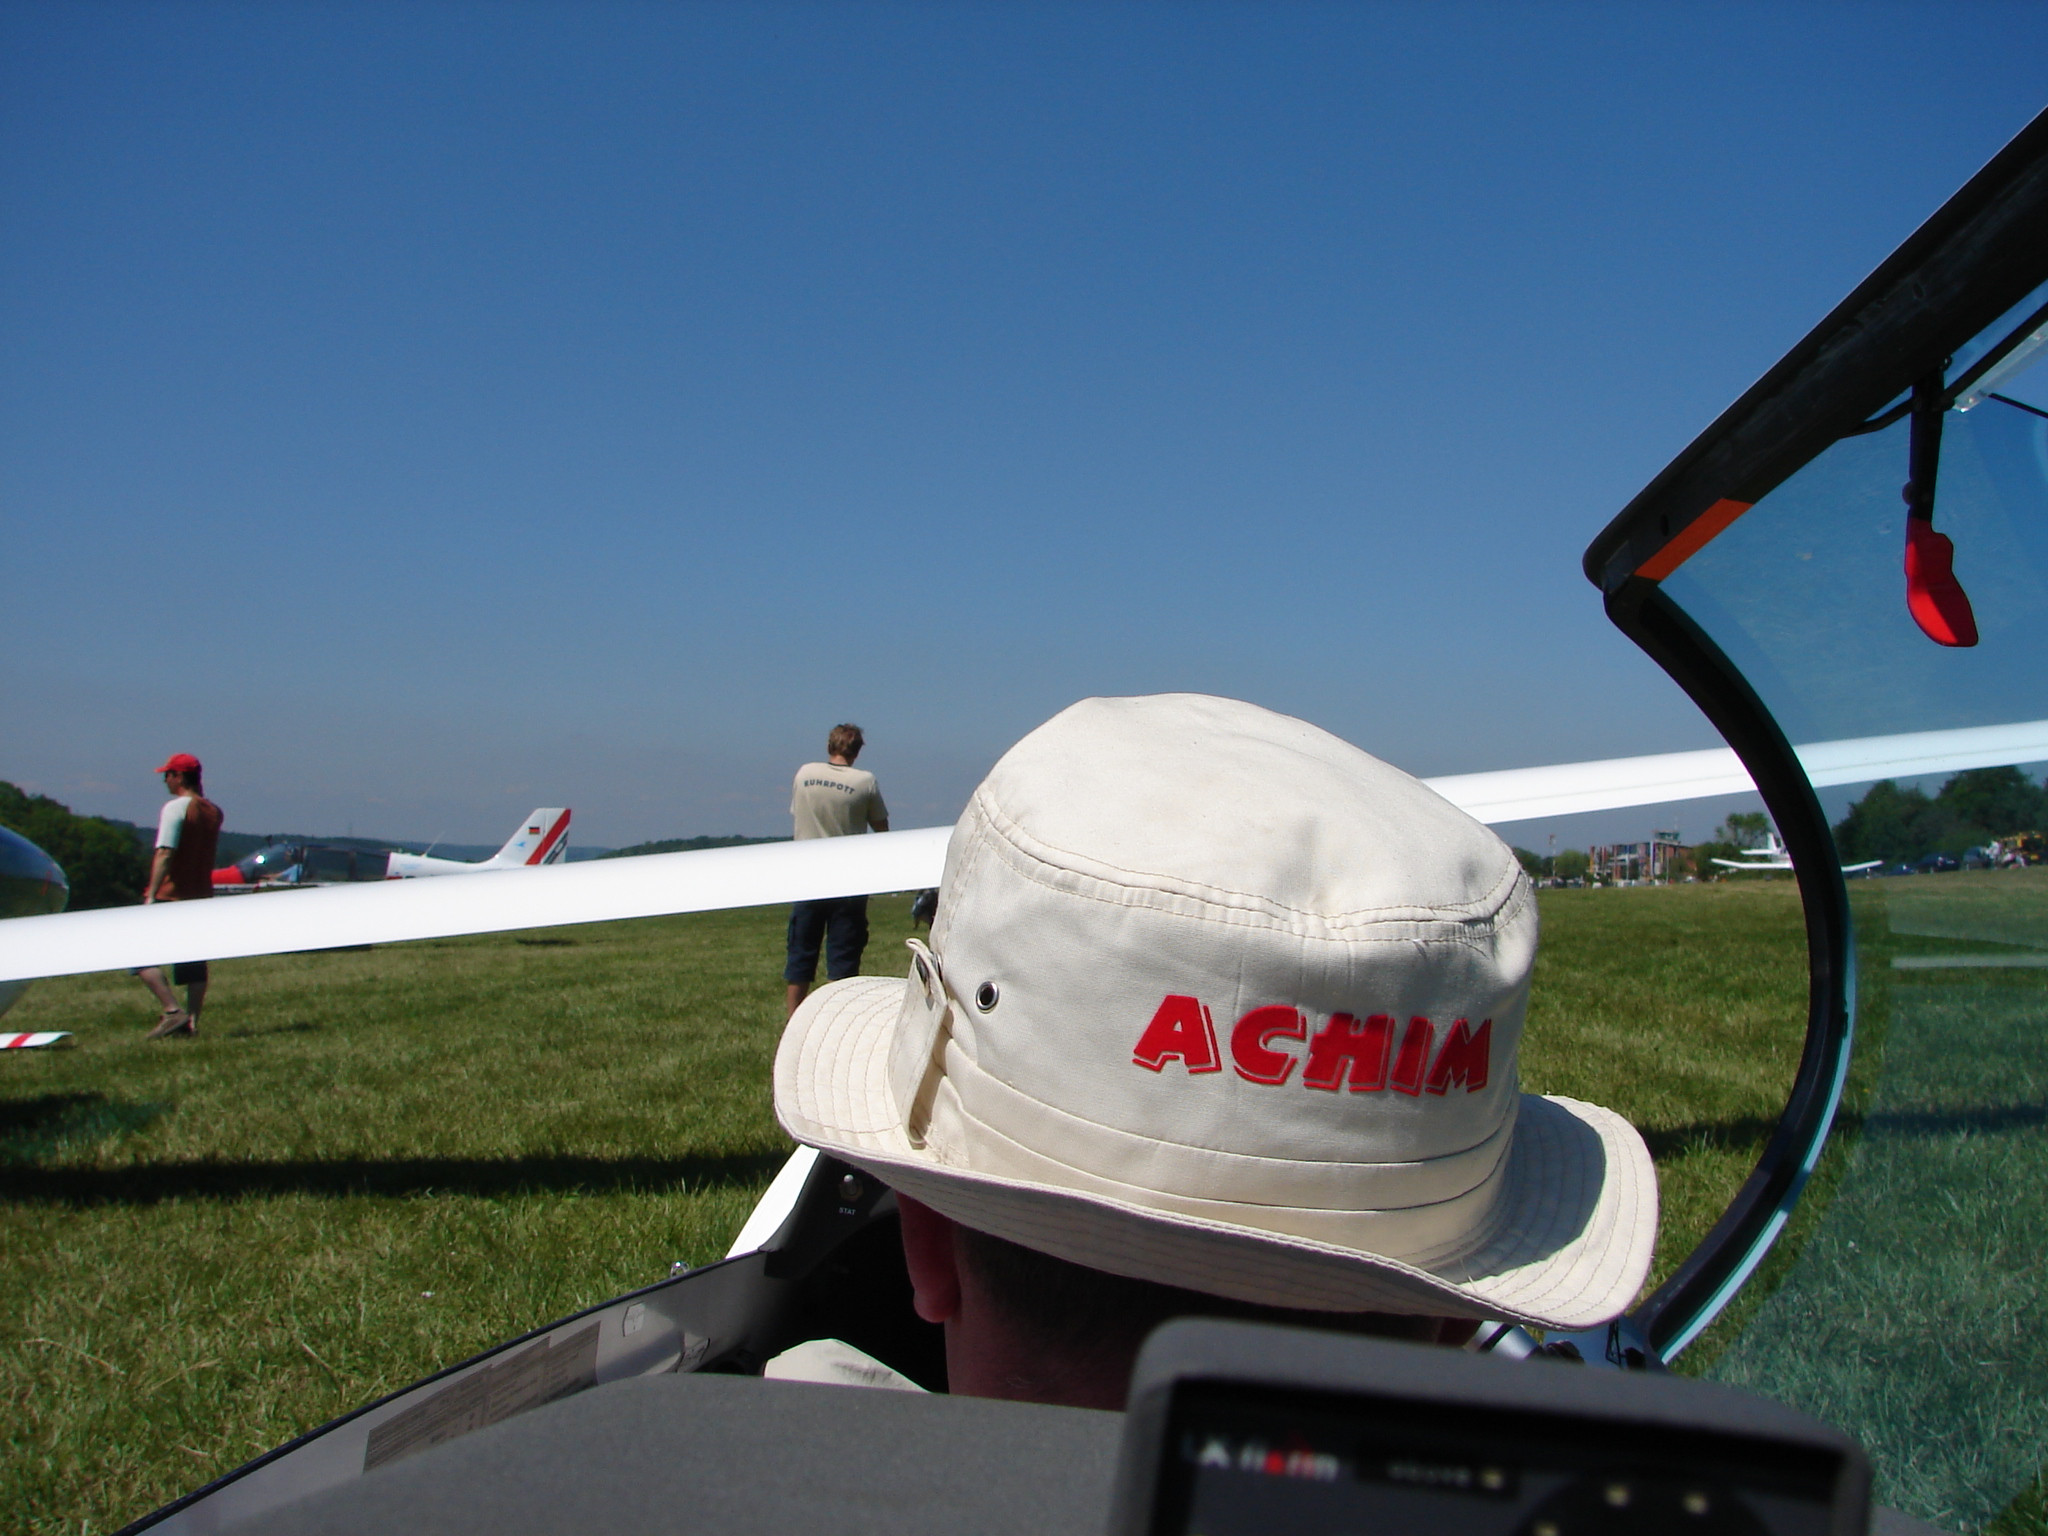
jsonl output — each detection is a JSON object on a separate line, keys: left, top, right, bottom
{"left": 785, "top": 724, "right": 889, "bottom": 1017}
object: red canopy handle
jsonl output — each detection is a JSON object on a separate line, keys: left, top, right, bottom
{"left": 1902, "top": 371, "right": 1978, "bottom": 647}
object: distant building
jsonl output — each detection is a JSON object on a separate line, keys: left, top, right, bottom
{"left": 1590, "top": 831, "right": 1688, "bottom": 884}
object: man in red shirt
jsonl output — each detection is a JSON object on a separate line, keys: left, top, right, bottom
{"left": 137, "top": 752, "right": 223, "bottom": 1039}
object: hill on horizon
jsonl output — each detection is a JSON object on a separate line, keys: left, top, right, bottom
{"left": 210, "top": 832, "right": 614, "bottom": 864}
{"left": 2, "top": 784, "right": 824, "bottom": 880}
{"left": 0, "top": 780, "right": 149, "bottom": 909}
{"left": 0, "top": 785, "right": 625, "bottom": 891}
{"left": 598, "top": 835, "right": 789, "bottom": 859}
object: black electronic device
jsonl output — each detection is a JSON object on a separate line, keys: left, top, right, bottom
{"left": 1110, "top": 1320, "right": 1871, "bottom": 1536}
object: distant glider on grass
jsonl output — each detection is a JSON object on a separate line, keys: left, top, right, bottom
{"left": 1709, "top": 826, "right": 1884, "bottom": 875}
{"left": 0, "top": 823, "right": 67, "bottom": 1024}
{"left": 211, "top": 808, "right": 573, "bottom": 892}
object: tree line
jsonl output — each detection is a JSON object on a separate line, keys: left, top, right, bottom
{"left": 1831, "top": 766, "right": 2047, "bottom": 866}
{"left": 8, "top": 765, "right": 2038, "bottom": 910}
{"left": 0, "top": 781, "right": 150, "bottom": 910}
{"left": 1508, "top": 768, "right": 2046, "bottom": 885}
{"left": 597, "top": 834, "right": 789, "bottom": 859}
{"left": 1515, "top": 814, "right": 1778, "bottom": 884}
{"left": 1511, "top": 846, "right": 1592, "bottom": 882}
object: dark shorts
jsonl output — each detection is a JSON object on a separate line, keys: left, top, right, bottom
{"left": 132, "top": 961, "right": 210, "bottom": 985}
{"left": 784, "top": 896, "right": 870, "bottom": 985}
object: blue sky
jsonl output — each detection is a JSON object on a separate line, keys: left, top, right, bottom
{"left": 4, "top": 2, "right": 2045, "bottom": 849}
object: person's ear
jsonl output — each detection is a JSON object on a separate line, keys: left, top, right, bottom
{"left": 895, "top": 1194, "right": 962, "bottom": 1325}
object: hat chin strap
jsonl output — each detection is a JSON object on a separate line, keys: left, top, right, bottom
{"left": 888, "top": 939, "right": 954, "bottom": 1147}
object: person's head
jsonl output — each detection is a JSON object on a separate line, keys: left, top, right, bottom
{"left": 156, "top": 753, "right": 203, "bottom": 795}
{"left": 827, "top": 723, "right": 864, "bottom": 764}
{"left": 893, "top": 1194, "right": 1467, "bottom": 1408}
{"left": 775, "top": 694, "right": 1655, "bottom": 1404}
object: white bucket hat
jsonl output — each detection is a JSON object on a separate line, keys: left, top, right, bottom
{"left": 774, "top": 694, "right": 1657, "bottom": 1330}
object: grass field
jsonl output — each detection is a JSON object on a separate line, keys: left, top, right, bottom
{"left": 1705, "top": 870, "right": 2048, "bottom": 1536}
{"left": 0, "top": 878, "right": 2028, "bottom": 1534}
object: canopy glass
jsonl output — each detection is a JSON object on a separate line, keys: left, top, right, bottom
{"left": 1653, "top": 289, "right": 2048, "bottom": 1534}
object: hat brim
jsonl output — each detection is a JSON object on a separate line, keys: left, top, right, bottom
{"left": 776, "top": 976, "right": 1657, "bottom": 1332}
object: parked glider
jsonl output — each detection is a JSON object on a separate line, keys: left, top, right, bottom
{"left": 211, "top": 808, "right": 571, "bottom": 890}
{"left": 0, "top": 823, "right": 67, "bottom": 1024}
{"left": 385, "top": 809, "right": 571, "bottom": 877}
{"left": 1709, "top": 827, "right": 1882, "bottom": 875}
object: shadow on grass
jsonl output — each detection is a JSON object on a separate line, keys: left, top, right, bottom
{"left": 1637, "top": 1101, "right": 2044, "bottom": 1162}
{"left": 224, "top": 1020, "right": 327, "bottom": 1038}
{"left": 0, "top": 1093, "right": 172, "bottom": 1164}
{"left": 1862, "top": 1102, "right": 2047, "bottom": 1137}
{"left": 0, "top": 1148, "right": 789, "bottom": 1204}
{"left": 1639, "top": 1116, "right": 1779, "bottom": 1159}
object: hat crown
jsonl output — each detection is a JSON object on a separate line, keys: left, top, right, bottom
{"left": 967, "top": 693, "right": 1520, "bottom": 926}
{"left": 922, "top": 695, "right": 1535, "bottom": 1215}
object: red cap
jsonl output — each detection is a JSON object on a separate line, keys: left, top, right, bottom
{"left": 156, "top": 753, "right": 202, "bottom": 775}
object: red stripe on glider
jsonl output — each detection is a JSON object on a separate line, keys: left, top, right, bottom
{"left": 527, "top": 812, "right": 570, "bottom": 865}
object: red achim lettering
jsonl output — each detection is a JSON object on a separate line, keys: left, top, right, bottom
{"left": 1302, "top": 1012, "right": 1393, "bottom": 1092}
{"left": 1389, "top": 1017, "right": 1435, "bottom": 1095}
{"left": 1134, "top": 998, "right": 1490, "bottom": 1095}
{"left": 1132, "top": 995, "right": 1221, "bottom": 1073}
{"left": 1230, "top": 1006, "right": 1306, "bottom": 1085}
{"left": 1425, "top": 1018, "right": 1492, "bottom": 1094}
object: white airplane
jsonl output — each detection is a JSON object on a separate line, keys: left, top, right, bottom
{"left": 212, "top": 808, "right": 572, "bottom": 890}
{"left": 385, "top": 808, "right": 572, "bottom": 878}
{"left": 0, "top": 823, "right": 67, "bottom": 1032}
{"left": 1710, "top": 826, "right": 1882, "bottom": 875}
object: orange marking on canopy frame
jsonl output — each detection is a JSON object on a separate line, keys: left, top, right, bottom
{"left": 1636, "top": 497, "right": 1754, "bottom": 581}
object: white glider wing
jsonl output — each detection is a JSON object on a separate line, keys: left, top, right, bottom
{"left": 3, "top": 719, "right": 2043, "bottom": 985}
{"left": 0, "top": 828, "right": 951, "bottom": 984}
{"left": 1424, "top": 718, "right": 2048, "bottom": 824}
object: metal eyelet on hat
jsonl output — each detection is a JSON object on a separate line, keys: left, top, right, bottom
{"left": 974, "top": 981, "right": 999, "bottom": 1012}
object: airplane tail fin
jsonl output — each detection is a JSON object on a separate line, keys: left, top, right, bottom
{"left": 485, "top": 809, "right": 571, "bottom": 868}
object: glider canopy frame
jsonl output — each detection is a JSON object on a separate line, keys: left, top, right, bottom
{"left": 1590, "top": 106, "right": 2048, "bottom": 1359}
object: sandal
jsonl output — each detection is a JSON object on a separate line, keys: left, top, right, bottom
{"left": 146, "top": 1008, "right": 195, "bottom": 1040}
